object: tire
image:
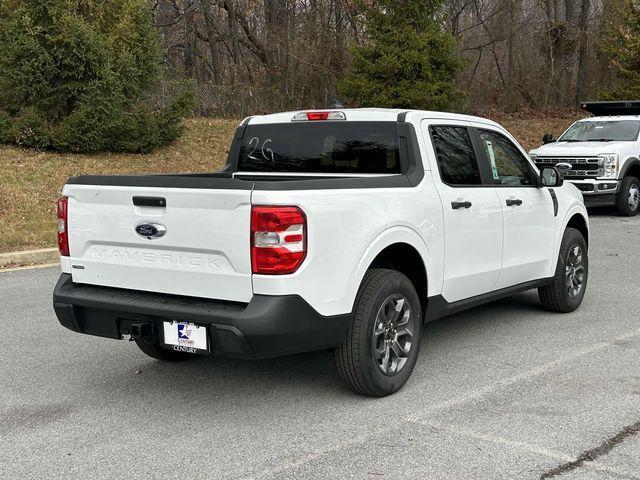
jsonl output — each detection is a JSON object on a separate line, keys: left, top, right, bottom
{"left": 615, "top": 176, "right": 640, "bottom": 216}
{"left": 335, "top": 269, "right": 422, "bottom": 397}
{"left": 134, "top": 338, "right": 194, "bottom": 362}
{"left": 538, "top": 227, "right": 588, "bottom": 313}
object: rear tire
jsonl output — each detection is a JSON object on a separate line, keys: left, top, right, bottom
{"left": 616, "top": 176, "right": 640, "bottom": 216}
{"left": 538, "top": 227, "right": 588, "bottom": 313}
{"left": 134, "top": 338, "right": 193, "bottom": 362}
{"left": 335, "top": 269, "right": 422, "bottom": 397}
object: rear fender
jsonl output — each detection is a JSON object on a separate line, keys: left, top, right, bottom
{"left": 350, "top": 226, "right": 434, "bottom": 310}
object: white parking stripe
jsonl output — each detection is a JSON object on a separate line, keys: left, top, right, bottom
{"left": 405, "top": 327, "right": 640, "bottom": 422}
{"left": 248, "top": 328, "right": 640, "bottom": 479}
{"left": 411, "top": 421, "right": 640, "bottom": 480}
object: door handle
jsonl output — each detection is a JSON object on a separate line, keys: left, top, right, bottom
{"left": 133, "top": 196, "right": 166, "bottom": 207}
{"left": 506, "top": 198, "right": 523, "bottom": 207}
{"left": 451, "top": 200, "right": 472, "bottom": 210}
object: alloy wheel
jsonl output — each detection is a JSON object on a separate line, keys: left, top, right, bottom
{"left": 629, "top": 183, "right": 640, "bottom": 211}
{"left": 372, "top": 295, "right": 414, "bottom": 375}
{"left": 565, "top": 245, "right": 585, "bottom": 299}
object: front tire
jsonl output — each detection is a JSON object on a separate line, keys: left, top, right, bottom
{"left": 134, "top": 338, "right": 194, "bottom": 362}
{"left": 538, "top": 227, "right": 588, "bottom": 313}
{"left": 335, "top": 269, "right": 422, "bottom": 397}
{"left": 616, "top": 176, "right": 640, "bottom": 216}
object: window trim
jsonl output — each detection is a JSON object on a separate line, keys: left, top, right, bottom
{"left": 428, "top": 124, "right": 489, "bottom": 188}
{"left": 471, "top": 127, "right": 541, "bottom": 188}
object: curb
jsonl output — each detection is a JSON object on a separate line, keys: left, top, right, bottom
{"left": 0, "top": 248, "right": 58, "bottom": 268}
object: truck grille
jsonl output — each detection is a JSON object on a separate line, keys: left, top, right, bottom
{"left": 534, "top": 157, "right": 602, "bottom": 179}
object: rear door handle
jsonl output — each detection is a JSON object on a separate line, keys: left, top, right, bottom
{"left": 506, "top": 198, "right": 523, "bottom": 207}
{"left": 451, "top": 200, "right": 472, "bottom": 210}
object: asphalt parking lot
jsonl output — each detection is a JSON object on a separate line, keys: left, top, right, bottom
{"left": 1, "top": 212, "right": 639, "bottom": 480}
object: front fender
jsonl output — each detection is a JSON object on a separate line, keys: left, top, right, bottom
{"left": 551, "top": 201, "right": 589, "bottom": 274}
{"left": 620, "top": 157, "right": 640, "bottom": 178}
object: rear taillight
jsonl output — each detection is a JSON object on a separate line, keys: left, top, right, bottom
{"left": 251, "top": 206, "right": 307, "bottom": 275}
{"left": 57, "top": 196, "right": 69, "bottom": 256}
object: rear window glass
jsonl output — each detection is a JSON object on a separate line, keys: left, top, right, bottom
{"left": 237, "top": 122, "right": 401, "bottom": 174}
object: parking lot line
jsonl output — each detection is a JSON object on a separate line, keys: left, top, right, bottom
{"left": 413, "top": 421, "right": 640, "bottom": 480}
{"left": 244, "top": 327, "right": 640, "bottom": 480}
{"left": 406, "top": 327, "right": 640, "bottom": 422}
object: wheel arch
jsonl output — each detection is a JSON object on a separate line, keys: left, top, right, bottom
{"left": 368, "top": 243, "right": 428, "bottom": 316}
{"left": 565, "top": 212, "right": 589, "bottom": 249}
{"left": 352, "top": 227, "right": 432, "bottom": 317}
{"left": 621, "top": 157, "right": 640, "bottom": 180}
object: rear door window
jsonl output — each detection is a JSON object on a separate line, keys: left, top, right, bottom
{"left": 237, "top": 122, "right": 401, "bottom": 174}
{"left": 429, "top": 126, "right": 482, "bottom": 185}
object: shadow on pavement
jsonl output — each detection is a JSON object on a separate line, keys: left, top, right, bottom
{"left": 74, "top": 290, "right": 548, "bottom": 404}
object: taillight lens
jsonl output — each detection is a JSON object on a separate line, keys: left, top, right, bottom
{"left": 57, "top": 196, "right": 69, "bottom": 256}
{"left": 291, "top": 111, "right": 346, "bottom": 121}
{"left": 251, "top": 206, "right": 306, "bottom": 275}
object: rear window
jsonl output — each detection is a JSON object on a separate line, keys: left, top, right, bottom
{"left": 237, "top": 122, "right": 401, "bottom": 174}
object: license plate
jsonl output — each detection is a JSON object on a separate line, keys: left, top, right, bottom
{"left": 162, "top": 321, "right": 209, "bottom": 354}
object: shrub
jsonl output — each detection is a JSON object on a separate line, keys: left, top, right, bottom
{"left": 0, "top": 0, "right": 195, "bottom": 153}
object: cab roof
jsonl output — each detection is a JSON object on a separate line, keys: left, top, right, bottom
{"left": 577, "top": 115, "right": 640, "bottom": 122}
{"left": 242, "top": 108, "right": 502, "bottom": 129}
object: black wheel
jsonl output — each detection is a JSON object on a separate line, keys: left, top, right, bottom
{"left": 134, "top": 338, "right": 193, "bottom": 362}
{"left": 616, "top": 176, "right": 640, "bottom": 216}
{"left": 335, "top": 269, "right": 422, "bottom": 397}
{"left": 538, "top": 227, "right": 588, "bottom": 313}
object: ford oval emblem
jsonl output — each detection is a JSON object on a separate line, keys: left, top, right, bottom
{"left": 135, "top": 223, "right": 166, "bottom": 239}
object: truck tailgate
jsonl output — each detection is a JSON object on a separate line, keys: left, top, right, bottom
{"left": 63, "top": 183, "right": 253, "bottom": 303}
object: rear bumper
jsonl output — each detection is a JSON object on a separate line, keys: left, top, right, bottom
{"left": 53, "top": 274, "right": 350, "bottom": 359}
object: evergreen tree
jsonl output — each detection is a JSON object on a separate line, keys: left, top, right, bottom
{"left": 337, "top": 0, "right": 462, "bottom": 110}
{"left": 0, "top": 0, "right": 194, "bottom": 153}
{"left": 600, "top": 0, "right": 640, "bottom": 100}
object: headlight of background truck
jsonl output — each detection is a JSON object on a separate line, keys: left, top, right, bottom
{"left": 598, "top": 154, "right": 618, "bottom": 179}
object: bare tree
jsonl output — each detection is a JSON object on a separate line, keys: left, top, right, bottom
{"left": 150, "top": 0, "right": 618, "bottom": 116}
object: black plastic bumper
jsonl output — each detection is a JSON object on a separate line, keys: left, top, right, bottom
{"left": 53, "top": 274, "right": 350, "bottom": 359}
{"left": 583, "top": 193, "right": 616, "bottom": 207}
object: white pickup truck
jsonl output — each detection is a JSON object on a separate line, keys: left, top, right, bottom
{"left": 530, "top": 101, "right": 640, "bottom": 216}
{"left": 53, "top": 109, "right": 589, "bottom": 396}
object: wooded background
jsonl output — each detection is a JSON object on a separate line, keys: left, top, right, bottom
{"left": 151, "top": 0, "right": 625, "bottom": 116}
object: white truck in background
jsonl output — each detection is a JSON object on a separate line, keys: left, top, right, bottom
{"left": 530, "top": 101, "right": 640, "bottom": 216}
{"left": 53, "top": 109, "right": 589, "bottom": 396}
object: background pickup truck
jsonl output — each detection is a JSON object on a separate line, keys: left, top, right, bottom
{"left": 53, "top": 108, "right": 589, "bottom": 396}
{"left": 530, "top": 100, "right": 640, "bottom": 216}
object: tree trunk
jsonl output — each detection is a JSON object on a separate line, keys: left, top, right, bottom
{"left": 576, "top": 0, "right": 591, "bottom": 104}
{"left": 183, "top": 0, "right": 197, "bottom": 79}
{"left": 561, "top": 0, "right": 581, "bottom": 106}
{"left": 504, "top": 0, "right": 519, "bottom": 110}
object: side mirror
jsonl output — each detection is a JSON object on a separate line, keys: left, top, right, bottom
{"left": 540, "top": 166, "right": 563, "bottom": 187}
{"left": 542, "top": 133, "right": 554, "bottom": 144}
